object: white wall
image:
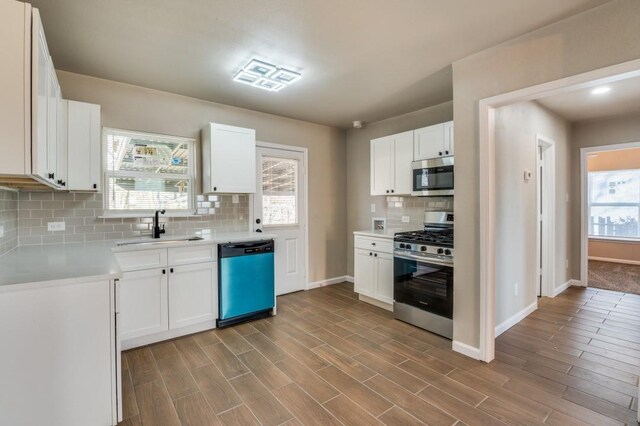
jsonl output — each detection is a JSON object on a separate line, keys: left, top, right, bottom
{"left": 494, "top": 101, "right": 572, "bottom": 328}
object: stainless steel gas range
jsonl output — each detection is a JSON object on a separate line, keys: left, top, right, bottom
{"left": 393, "top": 212, "right": 454, "bottom": 339}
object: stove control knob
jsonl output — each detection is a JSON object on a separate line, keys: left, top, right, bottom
{"left": 444, "top": 249, "right": 451, "bottom": 256}
{"left": 405, "top": 244, "right": 412, "bottom": 251}
{"left": 437, "top": 248, "right": 444, "bottom": 255}
{"left": 399, "top": 243, "right": 405, "bottom": 249}
{"left": 420, "top": 246, "right": 427, "bottom": 252}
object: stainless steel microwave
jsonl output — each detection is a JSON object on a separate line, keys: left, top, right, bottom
{"left": 411, "top": 156, "right": 454, "bottom": 197}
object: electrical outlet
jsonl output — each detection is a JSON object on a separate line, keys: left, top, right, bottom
{"left": 401, "top": 216, "right": 410, "bottom": 223}
{"left": 371, "top": 203, "right": 376, "bottom": 213}
{"left": 514, "top": 282, "right": 519, "bottom": 296}
{"left": 232, "top": 194, "right": 239, "bottom": 204}
{"left": 47, "top": 221, "right": 65, "bottom": 232}
{"left": 0, "top": 225, "right": 4, "bottom": 238}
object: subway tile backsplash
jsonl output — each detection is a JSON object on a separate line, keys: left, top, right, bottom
{"left": 0, "top": 189, "right": 18, "bottom": 256}
{"left": 374, "top": 196, "right": 453, "bottom": 230}
{"left": 17, "top": 191, "right": 249, "bottom": 246}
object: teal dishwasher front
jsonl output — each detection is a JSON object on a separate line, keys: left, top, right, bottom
{"left": 217, "top": 240, "right": 275, "bottom": 327}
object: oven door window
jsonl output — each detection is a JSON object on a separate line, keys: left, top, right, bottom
{"left": 394, "top": 256, "right": 453, "bottom": 318}
{"left": 413, "top": 166, "right": 454, "bottom": 192}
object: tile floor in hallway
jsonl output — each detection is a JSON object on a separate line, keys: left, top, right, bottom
{"left": 118, "top": 283, "right": 639, "bottom": 426}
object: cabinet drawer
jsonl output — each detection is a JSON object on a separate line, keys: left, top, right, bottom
{"left": 115, "top": 249, "right": 168, "bottom": 272}
{"left": 354, "top": 236, "right": 393, "bottom": 253}
{"left": 168, "top": 245, "right": 217, "bottom": 266}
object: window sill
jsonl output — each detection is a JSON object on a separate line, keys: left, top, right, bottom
{"left": 588, "top": 236, "right": 640, "bottom": 244}
{"left": 99, "top": 211, "right": 202, "bottom": 219}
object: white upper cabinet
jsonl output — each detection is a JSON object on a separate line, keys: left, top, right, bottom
{"left": 66, "top": 100, "right": 101, "bottom": 191}
{"left": 370, "top": 130, "right": 413, "bottom": 196}
{"left": 0, "top": 1, "right": 31, "bottom": 176}
{"left": 31, "top": 9, "right": 51, "bottom": 183}
{"left": 413, "top": 120, "right": 454, "bottom": 161}
{"left": 202, "top": 123, "right": 256, "bottom": 193}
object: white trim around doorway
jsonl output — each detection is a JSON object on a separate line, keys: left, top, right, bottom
{"left": 580, "top": 140, "right": 640, "bottom": 287}
{"left": 536, "top": 135, "right": 556, "bottom": 298}
{"left": 477, "top": 58, "right": 640, "bottom": 363}
{"left": 253, "top": 141, "right": 310, "bottom": 291}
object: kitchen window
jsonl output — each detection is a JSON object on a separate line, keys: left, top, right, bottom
{"left": 103, "top": 128, "right": 195, "bottom": 213}
{"left": 588, "top": 169, "right": 640, "bottom": 239}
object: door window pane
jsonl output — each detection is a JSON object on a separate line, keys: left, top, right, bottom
{"left": 262, "top": 157, "right": 298, "bottom": 225}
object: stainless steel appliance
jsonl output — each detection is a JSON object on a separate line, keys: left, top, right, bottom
{"left": 411, "top": 156, "right": 454, "bottom": 197}
{"left": 393, "top": 212, "right": 454, "bottom": 338}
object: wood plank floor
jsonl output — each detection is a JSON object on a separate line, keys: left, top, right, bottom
{"left": 118, "top": 283, "right": 639, "bottom": 425}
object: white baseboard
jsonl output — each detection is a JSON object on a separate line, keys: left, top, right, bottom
{"left": 495, "top": 301, "right": 537, "bottom": 337}
{"left": 358, "top": 294, "right": 393, "bottom": 312}
{"left": 344, "top": 275, "right": 354, "bottom": 283}
{"left": 452, "top": 340, "right": 481, "bottom": 360}
{"left": 589, "top": 256, "right": 640, "bottom": 266}
{"left": 306, "top": 276, "right": 351, "bottom": 290}
{"left": 554, "top": 279, "right": 582, "bottom": 296}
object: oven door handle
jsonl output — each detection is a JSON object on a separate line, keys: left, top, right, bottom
{"left": 393, "top": 251, "right": 454, "bottom": 267}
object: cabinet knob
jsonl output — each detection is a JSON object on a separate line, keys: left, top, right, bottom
{"left": 369, "top": 252, "right": 372, "bottom": 256}
{"left": 439, "top": 152, "right": 442, "bottom": 156}
{"left": 213, "top": 186, "right": 217, "bottom": 191}
{"left": 374, "top": 253, "right": 378, "bottom": 257}
{"left": 162, "top": 269, "right": 166, "bottom": 274}
{"left": 386, "top": 190, "right": 389, "bottom": 194}
{"left": 445, "top": 150, "right": 449, "bottom": 155}
{"left": 170, "top": 268, "right": 174, "bottom": 273}
{"left": 48, "top": 173, "right": 54, "bottom": 179}
{"left": 93, "top": 184, "right": 97, "bottom": 189}
{"left": 391, "top": 190, "right": 394, "bottom": 193}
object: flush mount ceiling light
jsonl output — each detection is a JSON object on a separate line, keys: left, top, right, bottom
{"left": 591, "top": 86, "right": 611, "bottom": 95}
{"left": 233, "top": 59, "right": 302, "bottom": 92}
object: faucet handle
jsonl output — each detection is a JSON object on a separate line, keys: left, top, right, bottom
{"left": 161, "top": 224, "right": 166, "bottom": 234}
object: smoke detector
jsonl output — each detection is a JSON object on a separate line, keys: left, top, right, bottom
{"left": 353, "top": 121, "right": 364, "bottom": 129}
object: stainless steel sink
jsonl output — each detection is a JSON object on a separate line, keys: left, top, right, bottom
{"left": 116, "top": 236, "right": 204, "bottom": 246}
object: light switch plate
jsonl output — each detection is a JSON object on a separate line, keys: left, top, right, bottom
{"left": 371, "top": 203, "right": 376, "bottom": 213}
{"left": 401, "top": 216, "right": 410, "bottom": 223}
{"left": 48, "top": 221, "right": 65, "bottom": 232}
{"left": 232, "top": 194, "right": 239, "bottom": 204}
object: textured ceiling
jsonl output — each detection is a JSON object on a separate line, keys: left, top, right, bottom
{"left": 27, "top": 0, "right": 611, "bottom": 128}
{"left": 537, "top": 75, "right": 640, "bottom": 122}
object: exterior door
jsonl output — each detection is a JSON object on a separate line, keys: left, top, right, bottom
{"left": 254, "top": 146, "right": 306, "bottom": 295}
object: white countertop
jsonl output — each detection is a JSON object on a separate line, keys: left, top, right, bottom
{"left": 353, "top": 229, "right": 404, "bottom": 239}
{"left": 0, "top": 231, "right": 277, "bottom": 290}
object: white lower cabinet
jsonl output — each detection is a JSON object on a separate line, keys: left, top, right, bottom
{"left": 354, "top": 235, "right": 394, "bottom": 307}
{"left": 117, "top": 245, "right": 218, "bottom": 349}
{"left": 119, "top": 268, "right": 169, "bottom": 341}
{"left": 169, "top": 262, "right": 217, "bottom": 329}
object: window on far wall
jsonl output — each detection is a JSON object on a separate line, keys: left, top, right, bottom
{"left": 103, "top": 128, "right": 195, "bottom": 212}
{"left": 588, "top": 169, "right": 640, "bottom": 239}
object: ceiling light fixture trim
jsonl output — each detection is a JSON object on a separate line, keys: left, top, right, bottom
{"left": 234, "top": 58, "right": 302, "bottom": 92}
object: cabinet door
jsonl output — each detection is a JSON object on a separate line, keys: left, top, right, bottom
{"left": 203, "top": 123, "right": 256, "bottom": 193}
{"left": 414, "top": 123, "right": 444, "bottom": 161}
{"left": 168, "top": 262, "right": 217, "bottom": 329}
{"left": 354, "top": 248, "right": 374, "bottom": 297}
{"left": 57, "top": 99, "right": 67, "bottom": 188}
{"left": 46, "top": 60, "right": 59, "bottom": 186}
{"left": 31, "top": 9, "right": 50, "bottom": 182}
{"left": 67, "top": 101, "right": 101, "bottom": 191}
{"left": 119, "top": 268, "right": 168, "bottom": 341}
{"left": 392, "top": 130, "right": 414, "bottom": 195}
{"left": 370, "top": 136, "right": 393, "bottom": 195}
{"left": 374, "top": 252, "right": 394, "bottom": 304}
{"left": 444, "top": 121, "right": 454, "bottom": 156}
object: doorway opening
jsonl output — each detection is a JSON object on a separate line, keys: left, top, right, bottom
{"left": 581, "top": 142, "right": 640, "bottom": 295}
{"left": 477, "top": 58, "right": 640, "bottom": 363}
{"left": 252, "top": 142, "right": 308, "bottom": 296}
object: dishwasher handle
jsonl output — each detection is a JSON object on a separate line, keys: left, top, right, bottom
{"left": 219, "top": 240, "right": 274, "bottom": 258}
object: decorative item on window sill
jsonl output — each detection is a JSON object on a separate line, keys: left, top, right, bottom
{"left": 196, "top": 194, "right": 221, "bottom": 215}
